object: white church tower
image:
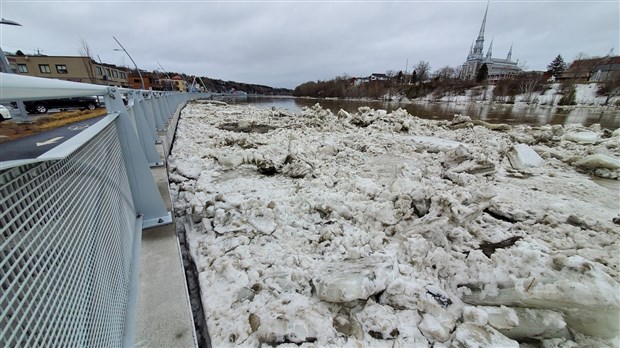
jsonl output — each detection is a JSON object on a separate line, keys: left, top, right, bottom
{"left": 461, "top": 2, "right": 521, "bottom": 81}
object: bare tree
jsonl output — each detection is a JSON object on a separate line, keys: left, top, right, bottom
{"left": 573, "top": 52, "right": 589, "bottom": 61}
{"left": 519, "top": 75, "right": 541, "bottom": 103}
{"left": 78, "top": 38, "right": 96, "bottom": 83}
{"left": 517, "top": 59, "right": 529, "bottom": 72}
{"left": 435, "top": 65, "right": 456, "bottom": 80}
{"left": 414, "top": 61, "right": 431, "bottom": 82}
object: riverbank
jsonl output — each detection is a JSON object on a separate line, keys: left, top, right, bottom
{"left": 387, "top": 82, "right": 620, "bottom": 107}
{"left": 169, "top": 101, "right": 619, "bottom": 347}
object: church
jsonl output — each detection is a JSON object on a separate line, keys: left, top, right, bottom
{"left": 461, "top": 3, "right": 522, "bottom": 82}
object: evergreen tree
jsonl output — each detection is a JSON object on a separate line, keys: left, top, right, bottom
{"left": 476, "top": 63, "right": 488, "bottom": 83}
{"left": 547, "top": 54, "right": 566, "bottom": 78}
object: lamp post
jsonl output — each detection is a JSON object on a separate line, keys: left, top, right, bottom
{"left": 0, "top": 18, "right": 28, "bottom": 118}
{"left": 0, "top": 18, "right": 22, "bottom": 73}
{"left": 113, "top": 36, "right": 144, "bottom": 90}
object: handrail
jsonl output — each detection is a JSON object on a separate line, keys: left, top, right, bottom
{"left": 0, "top": 73, "right": 209, "bottom": 347}
{"left": 0, "top": 73, "right": 108, "bottom": 102}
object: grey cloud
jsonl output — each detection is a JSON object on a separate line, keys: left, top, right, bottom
{"left": 2, "top": 1, "right": 618, "bottom": 88}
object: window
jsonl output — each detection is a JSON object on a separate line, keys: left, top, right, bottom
{"left": 133, "top": 78, "right": 141, "bottom": 83}
{"left": 17, "top": 64, "right": 28, "bottom": 73}
{"left": 39, "top": 64, "right": 51, "bottom": 73}
{"left": 112, "top": 70, "right": 119, "bottom": 78}
{"left": 56, "top": 64, "right": 68, "bottom": 74}
{"left": 105, "top": 68, "right": 111, "bottom": 77}
{"left": 119, "top": 72, "right": 126, "bottom": 79}
{"left": 96, "top": 66, "right": 102, "bottom": 76}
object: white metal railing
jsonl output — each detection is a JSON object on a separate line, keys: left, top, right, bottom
{"left": 0, "top": 73, "right": 209, "bottom": 346}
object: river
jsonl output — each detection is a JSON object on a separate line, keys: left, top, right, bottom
{"left": 213, "top": 95, "right": 619, "bottom": 130}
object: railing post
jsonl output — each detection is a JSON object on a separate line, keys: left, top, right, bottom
{"left": 133, "top": 92, "right": 163, "bottom": 166}
{"left": 136, "top": 92, "right": 159, "bottom": 143}
{"left": 142, "top": 92, "right": 165, "bottom": 132}
{"left": 104, "top": 87, "right": 171, "bottom": 228}
{"left": 163, "top": 93, "right": 174, "bottom": 117}
{"left": 155, "top": 93, "right": 169, "bottom": 123}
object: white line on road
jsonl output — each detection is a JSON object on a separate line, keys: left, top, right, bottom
{"left": 36, "top": 136, "right": 64, "bottom": 147}
{"left": 68, "top": 124, "right": 90, "bottom": 131}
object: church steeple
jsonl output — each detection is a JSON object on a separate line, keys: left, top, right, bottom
{"left": 478, "top": 1, "right": 489, "bottom": 41}
{"left": 507, "top": 43, "right": 513, "bottom": 61}
{"left": 486, "top": 38, "right": 493, "bottom": 58}
{"left": 473, "top": 1, "right": 489, "bottom": 56}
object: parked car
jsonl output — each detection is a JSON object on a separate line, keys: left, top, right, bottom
{"left": 12, "top": 97, "right": 100, "bottom": 114}
{"left": 0, "top": 105, "right": 12, "bottom": 121}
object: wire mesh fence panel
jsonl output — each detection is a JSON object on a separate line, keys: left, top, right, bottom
{"left": 0, "top": 123, "right": 137, "bottom": 347}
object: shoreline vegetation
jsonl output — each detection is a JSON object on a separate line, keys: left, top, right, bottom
{"left": 292, "top": 76, "right": 620, "bottom": 109}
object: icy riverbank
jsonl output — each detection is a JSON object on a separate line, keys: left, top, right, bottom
{"left": 169, "top": 101, "right": 620, "bottom": 347}
{"left": 397, "top": 82, "right": 620, "bottom": 108}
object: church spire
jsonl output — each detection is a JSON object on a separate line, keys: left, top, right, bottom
{"left": 507, "top": 43, "right": 513, "bottom": 61}
{"left": 472, "top": 1, "right": 489, "bottom": 56}
{"left": 478, "top": 1, "right": 489, "bottom": 41}
{"left": 486, "top": 37, "right": 493, "bottom": 58}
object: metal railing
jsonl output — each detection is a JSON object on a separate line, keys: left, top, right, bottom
{"left": 0, "top": 73, "right": 209, "bottom": 347}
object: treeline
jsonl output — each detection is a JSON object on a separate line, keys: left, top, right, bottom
{"left": 292, "top": 71, "right": 618, "bottom": 106}
{"left": 200, "top": 77, "right": 292, "bottom": 95}
{"left": 292, "top": 54, "right": 620, "bottom": 104}
{"left": 292, "top": 75, "right": 481, "bottom": 100}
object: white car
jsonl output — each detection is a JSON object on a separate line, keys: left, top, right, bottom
{"left": 0, "top": 105, "right": 12, "bottom": 122}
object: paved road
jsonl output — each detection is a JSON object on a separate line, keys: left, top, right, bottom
{"left": 0, "top": 116, "right": 106, "bottom": 162}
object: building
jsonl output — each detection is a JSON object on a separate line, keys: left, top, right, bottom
{"left": 369, "top": 73, "right": 389, "bottom": 81}
{"left": 461, "top": 3, "right": 521, "bottom": 82}
{"left": 94, "top": 62, "right": 129, "bottom": 87}
{"left": 561, "top": 56, "right": 620, "bottom": 82}
{"left": 6, "top": 53, "right": 129, "bottom": 87}
{"left": 157, "top": 75, "right": 188, "bottom": 92}
{"left": 127, "top": 70, "right": 157, "bottom": 90}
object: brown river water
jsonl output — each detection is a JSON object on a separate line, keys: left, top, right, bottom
{"left": 214, "top": 95, "right": 619, "bottom": 130}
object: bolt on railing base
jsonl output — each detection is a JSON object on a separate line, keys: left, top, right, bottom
{"left": 149, "top": 161, "right": 165, "bottom": 168}
{"left": 143, "top": 211, "right": 173, "bottom": 229}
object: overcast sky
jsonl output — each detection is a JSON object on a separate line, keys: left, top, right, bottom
{"left": 1, "top": 1, "right": 618, "bottom": 88}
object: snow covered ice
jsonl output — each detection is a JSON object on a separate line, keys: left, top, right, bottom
{"left": 169, "top": 101, "right": 620, "bottom": 347}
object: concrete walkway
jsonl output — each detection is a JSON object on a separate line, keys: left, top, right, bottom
{"left": 134, "top": 102, "right": 198, "bottom": 347}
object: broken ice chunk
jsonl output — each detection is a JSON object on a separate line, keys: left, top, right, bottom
{"left": 462, "top": 258, "right": 620, "bottom": 338}
{"left": 418, "top": 314, "right": 451, "bottom": 342}
{"left": 500, "top": 308, "right": 569, "bottom": 340}
{"left": 312, "top": 256, "right": 397, "bottom": 302}
{"left": 355, "top": 301, "right": 400, "bottom": 340}
{"left": 452, "top": 323, "right": 519, "bottom": 348}
{"left": 254, "top": 294, "right": 336, "bottom": 344}
{"left": 248, "top": 207, "right": 277, "bottom": 234}
{"left": 175, "top": 158, "right": 204, "bottom": 179}
{"left": 561, "top": 132, "right": 598, "bottom": 144}
{"left": 412, "top": 136, "right": 465, "bottom": 152}
{"left": 465, "top": 306, "right": 570, "bottom": 340}
{"left": 574, "top": 154, "right": 620, "bottom": 170}
{"left": 507, "top": 144, "right": 543, "bottom": 170}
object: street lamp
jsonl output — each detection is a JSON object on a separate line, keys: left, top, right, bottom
{"left": 0, "top": 18, "right": 28, "bottom": 118}
{"left": 0, "top": 18, "right": 22, "bottom": 73}
{"left": 113, "top": 36, "right": 144, "bottom": 90}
